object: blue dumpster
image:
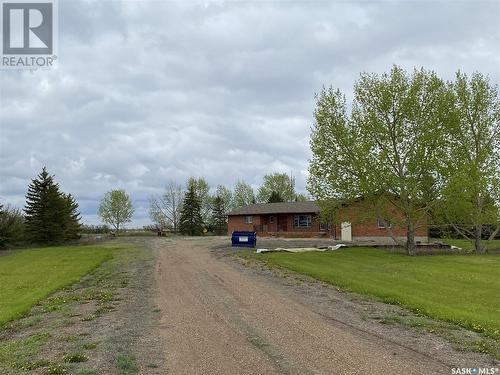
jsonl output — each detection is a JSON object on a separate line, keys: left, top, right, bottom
{"left": 231, "top": 231, "right": 257, "bottom": 248}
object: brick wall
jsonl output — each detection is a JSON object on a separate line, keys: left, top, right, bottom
{"left": 336, "top": 201, "right": 428, "bottom": 239}
{"left": 228, "top": 213, "right": 330, "bottom": 236}
{"left": 227, "top": 215, "right": 262, "bottom": 234}
{"left": 228, "top": 201, "right": 428, "bottom": 241}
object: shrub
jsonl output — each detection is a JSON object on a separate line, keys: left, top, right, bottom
{"left": 0, "top": 204, "right": 25, "bottom": 248}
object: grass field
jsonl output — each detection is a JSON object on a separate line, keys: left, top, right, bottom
{"left": 248, "top": 248, "right": 500, "bottom": 339}
{"left": 0, "top": 244, "right": 116, "bottom": 326}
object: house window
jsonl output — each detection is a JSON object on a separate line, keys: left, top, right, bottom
{"left": 377, "top": 219, "right": 391, "bottom": 229}
{"left": 320, "top": 222, "right": 330, "bottom": 231}
{"left": 244, "top": 215, "right": 253, "bottom": 224}
{"left": 294, "top": 215, "right": 311, "bottom": 228}
{"left": 269, "top": 216, "right": 274, "bottom": 223}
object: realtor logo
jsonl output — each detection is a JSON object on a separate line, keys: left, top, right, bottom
{"left": 1, "top": 0, "right": 58, "bottom": 69}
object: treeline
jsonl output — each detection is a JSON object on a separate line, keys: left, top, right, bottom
{"left": 309, "top": 67, "right": 499, "bottom": 255}
{"left": 0, "top": 168, "right": 81, "bottom": 248}
{"left": 89, "top": 172, "right": 308, "bottom": 237}
{"left": 0, "top": 168, "right": 309, "bottom": 247}
{"left": 148, "top": 173, "right": 309, "bottom": 235}
{"left": 80, "top": 224, "right": 111, "bottom": 234}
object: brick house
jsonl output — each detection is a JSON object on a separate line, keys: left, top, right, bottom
{"left": 226, "top": 201, "right": 428, "bottom": 243}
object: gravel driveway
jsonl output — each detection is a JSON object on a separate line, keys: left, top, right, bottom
{"left": 153, "top": 237, "right": 452, "bottom": 375}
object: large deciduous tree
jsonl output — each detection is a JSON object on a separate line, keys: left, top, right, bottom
{"left": 309, "top": 66, "right": 449, "bottom": 255}
{"left": 98, "top": 189, "right": 134, "bottom": 234}
{"left": 179, "top": 183, "right": 203, "bottom": 236}
{"left": 257, "top": 173, "right": 296, "bottom": 203}
{"left": 24, "top": 167, "right": 81, "bottom": 244}
{"left": 438, "top": 72, "right": 500, "bottom": 253}
{"left": 215, "top": 184, "right": 233, "bottom": 213}
{"left": 232, "top": 180, "right": 255, "bottom": 208}
{"left": 149, "top": 182, "right": 184, "bottom": 232}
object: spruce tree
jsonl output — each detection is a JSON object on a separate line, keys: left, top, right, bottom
{"left": 179, "top": 184, "right": 203, "bottom": 236}
{"left": 62, "top": 193, "right": 82, "bottom": 240}
{"left": 24, "top": 167, "right": 81, "bottom": 244}
{"left": 211, "top": 195, "right": 227, "bottom": 235}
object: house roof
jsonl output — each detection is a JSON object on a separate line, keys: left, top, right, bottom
{"left": 227, "top": 201, "right": 320, "bottom": 216}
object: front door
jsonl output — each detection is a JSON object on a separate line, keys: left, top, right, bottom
{"left": 277, "top": 215, "right": 288, "bottom": 232}
{"left": 341, "top": 222, "right": 352, "bottom": 241}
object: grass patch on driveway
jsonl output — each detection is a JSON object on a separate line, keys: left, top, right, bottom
{"left": 0, "top": 244, "right": 115, "bottom": 326}
{"left": 0, "top": 239, "right": 155, "bottom": 374}
{"left": 246, "top": 248, "right": 500, "bottom": 339}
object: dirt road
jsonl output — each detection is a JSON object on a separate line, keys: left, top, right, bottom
{"left": 154, "top": 237, "right": 449, "bottom": 375}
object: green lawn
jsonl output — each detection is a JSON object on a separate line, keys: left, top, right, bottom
{"left": 436, "top": 238, "right": 500, "bottom": 251}
{"left": 0, "top": 244, "right": 115, "bottom": 326}
{"left": 253, "top": 248, "right": 500, "bottom": 338}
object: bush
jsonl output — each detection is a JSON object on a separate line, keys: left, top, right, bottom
{"left": 0, "top": 204, "right": 25, "bottom": 248}
{"left": 80, "top": 224, "right": 111, "bottom": 234}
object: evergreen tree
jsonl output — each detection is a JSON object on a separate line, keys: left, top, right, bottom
{"left": 179, "top": 184, "right": 203, "bottom": 236}
{"left": 211, "top": 195, "right": 227, "bottom": 235}
{"left": 62, "top": 193, "right": 82, "bottom": 240}
{"left": 295, "top": 193, "right": 309, "bottom": 202}
{"left": 24, "top": 167, "right": 63, "bottom": 244}
{"left": 267, "top": 191, "right": 284, "bottom": 203}
{"left": 24, "top": 167, "right": 81, "bottom": 244}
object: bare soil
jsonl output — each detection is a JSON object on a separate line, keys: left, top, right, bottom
{"left": 152, "top": 236, "right": 498, "bottom": 375}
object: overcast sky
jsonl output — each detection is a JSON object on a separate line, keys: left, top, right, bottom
{"left": 1, "top": 0, "right": 499, "bottom": 227}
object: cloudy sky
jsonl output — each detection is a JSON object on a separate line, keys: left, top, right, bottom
{"left": 1, "top": 0, "right": 499, "bottom": 227}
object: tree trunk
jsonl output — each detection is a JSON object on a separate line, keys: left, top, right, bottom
{"left": 474, "top": 225, "right": 484, "bottom": 254}
{"left": 406, "top": 218, "right": 416, "bottom": 256}
{"left": 451, "top": 222, "right": 472, "bottom": 241}
{"left": 116, "top": 223, "right": 120, "bottom": 235}
{"left": 384, "top": 225, "right": 405, "bottom": 248}
{"left": 473, "top": 193, "right": 485, "bottom": 254}
{"left": 488, "top": 225, "right": 499, "bottom": 241}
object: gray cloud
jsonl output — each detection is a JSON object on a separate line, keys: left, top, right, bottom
{"left": 1, "top": 0, "right": 499, "bottom": 227}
